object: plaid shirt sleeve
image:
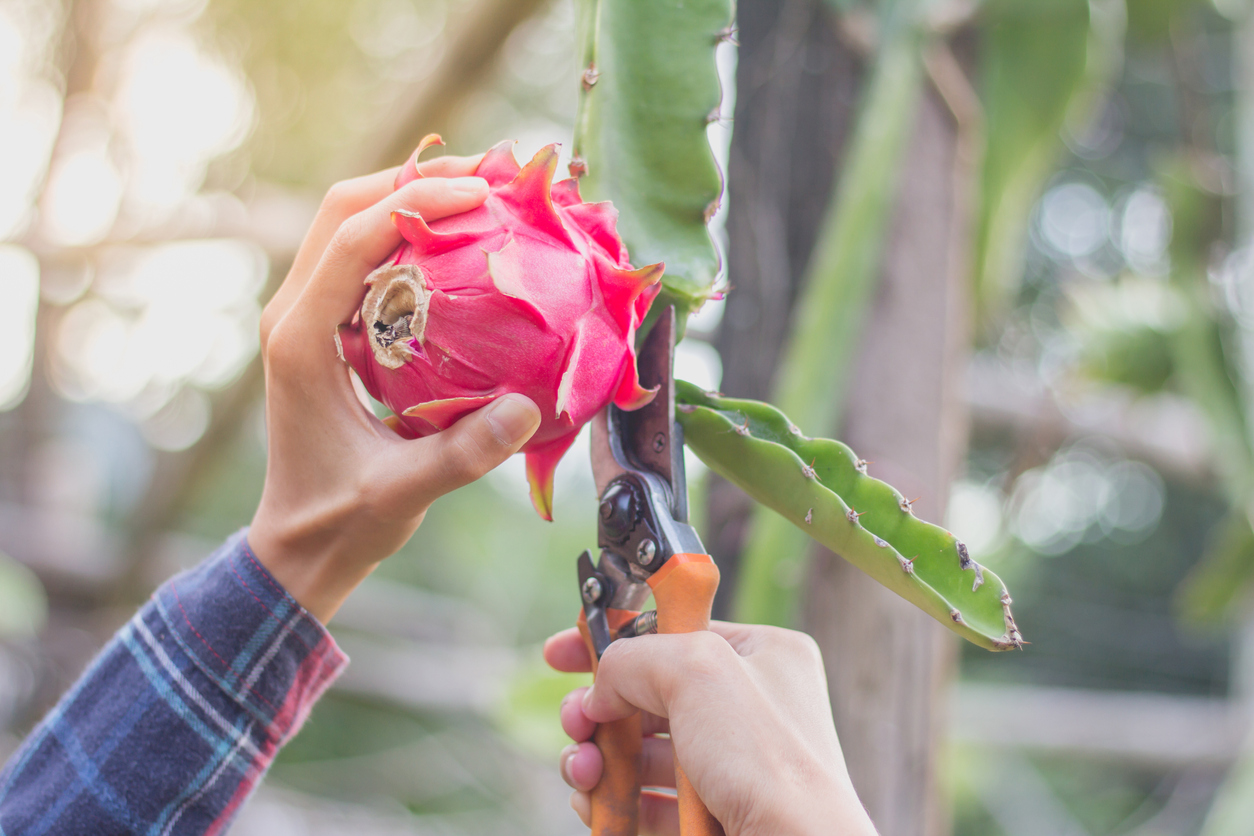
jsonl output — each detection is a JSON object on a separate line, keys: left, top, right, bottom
{"left": 0, "top": 530, "right": 349, "bottom": 836}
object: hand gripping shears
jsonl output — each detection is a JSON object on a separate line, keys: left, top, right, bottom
{"left": 575, "top": 306, "right": 724, "bottom": 836}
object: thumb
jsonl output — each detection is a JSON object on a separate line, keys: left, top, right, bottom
{"left": 407, "top": 394, "right": 541, "bottom": 500}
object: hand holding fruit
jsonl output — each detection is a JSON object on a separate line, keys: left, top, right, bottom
{"left": 249, "top": 148, "right": 542, "bottom": 624}
{"left": 337, "top": 137, "right": 663, "bottom": 521}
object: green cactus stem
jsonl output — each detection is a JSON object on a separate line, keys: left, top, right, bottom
{"left": 571, "top": 0, "right": 732, "bottom": 330}
{"left": 676, "top": 380, "right": 1023, "bottom": 651}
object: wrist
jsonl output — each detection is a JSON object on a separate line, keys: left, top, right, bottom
{"left": 743, "top": 770, "right": 875, "bottom": 836}
{"left": 248, "top": 508, "right": 378, "bottom": 624}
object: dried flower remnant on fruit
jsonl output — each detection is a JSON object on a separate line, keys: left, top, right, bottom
{"left": 361, "top": 264, "right": 432, "bottom": 369}
{"left": 855, "top": 458, "right": 869, "bottom": 475}
{"left": 846, "top": 508, "right": 864, "bottom": 525}
{"left": 375, "top": 317, "right": 411, "bottom": 348}
{"left": 340, "top": 136, "right": 662, "bottom": 521}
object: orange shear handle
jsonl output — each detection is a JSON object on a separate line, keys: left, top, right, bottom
{"left": 648, "top": 553, "right": 725, "bottom": 836}
{"left": 579, "top": 609, "right": 644, "bottom": 836}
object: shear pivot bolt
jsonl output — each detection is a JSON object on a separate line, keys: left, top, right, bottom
{"left": 582, "top": 577, "right": 603, "bottom": 604}
{"left": 599, "top": 482, "right": 636, "bottom": 540}
{"left": 636, "top": 539, "right": 657, "bottom": 566}
{"left": 652, "top": 432, "right": 666, "bottom": 453}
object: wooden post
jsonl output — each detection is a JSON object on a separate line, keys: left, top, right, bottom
{"left": 710, "top": 0, "right": 863, "bottom": 619}
{"left": 711, "top": 3, "right": 977, "bottom": 829}
{"left": 801, "top": 79, "right": 972, "bottom": 835}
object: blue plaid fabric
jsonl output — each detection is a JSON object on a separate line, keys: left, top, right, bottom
{"left": 0, "top": 531, "right": 348, "bottom": 835}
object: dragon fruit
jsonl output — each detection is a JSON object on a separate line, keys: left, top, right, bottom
{"left": 337, "top": 136, "right": 662, "bottom": 520}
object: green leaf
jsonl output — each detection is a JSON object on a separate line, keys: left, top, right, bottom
{"left": 572, "top": 0, "right": 732, "bottom": 325}
{"left": 1126, "top": 0, "right": 1207, "bottom": 44}
{"left": 974, "top": 0, "right": 1098, "bottom": 320}
{"left": 1160, "top": 159, "right": 1254, "bottom": 499}
{"left": 1080, "top": 323, "right": 1178, "bottom": 392}
{"left": 1157, "top": 159, "right": 1254, "bottom": 629}
{"left": 1065, "top": 280, "right": 1182, "bottom": 393}
{"left": 1200, "top": 736, "right": 1254, "bottom": 836}
{"left": 678, "top": 381, "right": 1023, "bottom": 651}
{"left": 0, "top": 549, "right": 46, "bottom": 638}
{"left": 1176, "top": 509, "right": 1254, "bottom": 626}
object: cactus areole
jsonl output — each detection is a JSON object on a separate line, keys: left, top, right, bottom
{"left": 337, "top": 137, "right": 663, "bottom": 520}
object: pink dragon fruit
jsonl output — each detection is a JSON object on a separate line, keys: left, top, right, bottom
{"left": 337, "top": 136, "right": 662, "bottom": 520}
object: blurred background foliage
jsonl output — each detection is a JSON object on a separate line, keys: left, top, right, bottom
{"left": 3, "top": 0, "right": 1254, "bottom": 833}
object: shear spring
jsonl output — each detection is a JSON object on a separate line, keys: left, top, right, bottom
{"left": 620, "top": 610, "right": 658, "bottom": 639}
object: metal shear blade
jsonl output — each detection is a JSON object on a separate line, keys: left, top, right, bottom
{"left": 591, "top": 306, "right": 688, "bottom": 522}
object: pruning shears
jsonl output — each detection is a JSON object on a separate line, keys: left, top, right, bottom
{"left": 575, "top": 306, "right": 724, "bottom": 836}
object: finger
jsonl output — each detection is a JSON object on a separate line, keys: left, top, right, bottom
{"left": 299, "top": 175, "right": 490, "bottom": 329}
{"left": 560, "top": 694, "right": 668, "bottom": 751}
{"left": 707, "top": 619, "right": 761, "bottom": 653}
{"left": 402, "top": 151, "right": 484, "bottom": 184}
{"left": 559, "top": 741, "right": 602, "bottom": 792}
{"left": 544, "top": 628, "right": 594, "bottom": 673}
{"left": 399, "top": 394, "right": 540, "bottom": 503}
{"left": 286, "top": 151, "right": 481, "bottom": 310}
{"left": 560, "top": 735, "right": 672, "bottom": 798}
{"left": 641, "top": 736, "right": 676, "bottom": 789}
{"left": 571, "top": 790, "right": 591, "bottom": 827}
{"left": 542, "top": 623, "right": 752, "bottom": 674}
{"left": 640, "top": 791, "right": 680, "bottom": 836}
{"left": 263, "top": 166, "right": 400, "bottom": 344}
{"left": 583, "top": 631, "right": 740, "bottom": 723}
{"left": 560, "top": 687, "right": 596, "bottom": 742}
{"left": 716, "top": 623, "right": 827, "bottom": 688}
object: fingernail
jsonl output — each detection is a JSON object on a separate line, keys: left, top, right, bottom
{"left": 486, "top": 394, "right": 540, "bottom": 445}
{"left": 451, "top": 176, "right": 488, "bottom": 195}
{"left": 581, "top": 685, "right": 595, "bottom": 711}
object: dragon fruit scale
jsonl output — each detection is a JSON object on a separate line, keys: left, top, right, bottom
{"left": 337, "top": 136, "right": 663, "bottom": 520}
